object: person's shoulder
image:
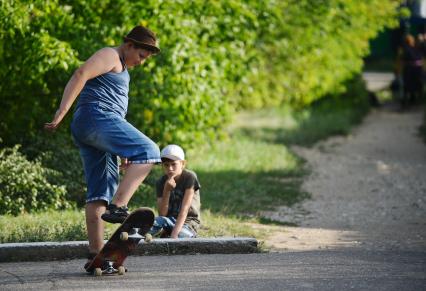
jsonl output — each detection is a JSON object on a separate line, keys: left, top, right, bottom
{"left": 85, "top": 47, "right": 119, "bottom": 67}
{"left": 183, "top": 169, "right": 201, "bottom": 190}
{"left": 94, "top": 47, "right": 119, "bottom": 58}
{"left": 183, "top": 169, "right": 198, "bottom": 179}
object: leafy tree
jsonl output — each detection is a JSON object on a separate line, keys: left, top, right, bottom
{"left": 0, "top": 0, "right": 401, "bottom": 148}
{"left": 0, "top": 0, "right": 402, "bottom": 208}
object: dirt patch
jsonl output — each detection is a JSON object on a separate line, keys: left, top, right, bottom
{"left": 260, "top": 104, "right": 426, "bottom": 252}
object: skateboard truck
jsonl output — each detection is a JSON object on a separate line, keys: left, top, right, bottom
{"left": 120, "top": 228, "right": 153, "bottom": 242}
{"left": 94, "top": 261, "right": 126, "bottom": 276}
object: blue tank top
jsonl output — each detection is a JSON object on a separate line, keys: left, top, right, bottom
{"left": 77, "top": 57, "right": 130, "bottom": 117}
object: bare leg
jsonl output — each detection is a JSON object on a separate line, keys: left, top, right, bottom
{"left": 85, "top": 164, "right": 152, "bottom": 254}
{"left": 112, "top": 163, "right": 154, "bottom": 207}
{"left": 85, "top": 201, "right": 107, "bottom": 253}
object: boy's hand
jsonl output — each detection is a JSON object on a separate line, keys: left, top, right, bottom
{"left": 165, "top": 174, "right": 177, "bottom": 190}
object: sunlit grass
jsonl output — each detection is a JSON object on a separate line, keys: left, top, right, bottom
{"left": 0, "top": 210, "right": 85, "bottom": 243}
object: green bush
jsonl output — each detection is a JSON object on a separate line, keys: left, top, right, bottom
{"left": 0, "top": 1, "right": 402, "bottom": 208}
{"left": 19, "top": 133, "right": 87, "bottom": 206}
{"left": 0, "top": 145, "right": 73, "bottom": 215}
{"left": 0, "top": 0, "right": 401, "bottom": 149}
{"left": 236, "top": 0, "right": 401, "bottom": 108}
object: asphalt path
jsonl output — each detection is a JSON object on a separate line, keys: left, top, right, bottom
{"left": 0, "top": 250, "right": 425, "bottom": 290}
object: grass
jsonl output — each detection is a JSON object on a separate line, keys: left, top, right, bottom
{"left": 235, "top": 94, "right": 369, "bottom": 147}
{"left": 0, "top": 210, "right": 87, "bottom": 243}
{"left": 189, "top": 137, "right": 306, "bottom": 215}
{"left": 0, "top": 89, "right": 371, "bottom": 243}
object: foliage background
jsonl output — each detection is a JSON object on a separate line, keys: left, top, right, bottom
{"left": 0, "top": 0, "right": 401, "bottom": 214}
{"left": 0, "top": 0, "right": 401, "bottom": 147}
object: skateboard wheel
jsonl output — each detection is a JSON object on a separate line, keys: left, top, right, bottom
{"left": 120, "top": 232, "right": 129, "bottom": 241}
{"left": 94, "top": 268, "right": 102, "bottom": 276}
{"left": 118, "top": 266, "right": 126, "bottom": 275}
{"left": 145, "top": 233, "right": 153, "bottom": 243}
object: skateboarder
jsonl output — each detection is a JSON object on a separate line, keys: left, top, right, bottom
{"left": 150, "top": 145, "right": 201, "bottom": 238}
{"left": 44, "top": 25, "right": 162, "bottom": 267}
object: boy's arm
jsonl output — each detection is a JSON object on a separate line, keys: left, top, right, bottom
{"left": 44, "top": 48, "right": 118, "bottom": 131}
{"left": 157, "top": 195, "right": 169, "bottom": 216}
{"left": 158, "top": 175, "right": 176, "bottom": 216}
{"left": 170, "top": 187, "right": 195, "bottom": 239}
{"left": 158, "top": 190, "right": 170, "bottom": 216}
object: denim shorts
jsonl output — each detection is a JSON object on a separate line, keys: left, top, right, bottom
{"left": 70, "top": 102, "right": 161, "bottom": 204}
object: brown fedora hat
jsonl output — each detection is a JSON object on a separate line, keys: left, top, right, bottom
{"left": 124, "top": 26, "right": 160, "bottom": 54}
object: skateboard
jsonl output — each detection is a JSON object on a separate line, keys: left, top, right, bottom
{"left": 85, "top": 207, "right": 155, "bottom": 276}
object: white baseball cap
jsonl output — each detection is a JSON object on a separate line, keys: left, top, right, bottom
{"left": 160, "top": 144, "right": 185, "bottom": 161}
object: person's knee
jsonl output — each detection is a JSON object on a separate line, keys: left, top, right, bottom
{"left": 85, "top": 201, "right": 107, "bottom": 220}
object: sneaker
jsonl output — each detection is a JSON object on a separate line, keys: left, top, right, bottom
{"left": 101, "top": 204, "right": 130, "bottom": 223}
{"left": 84, "top": 252, "right": 98, "bottom": 272}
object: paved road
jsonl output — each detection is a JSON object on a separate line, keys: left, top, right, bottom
{"left": 0, "top": 250, "right": 425, "bottom": 290}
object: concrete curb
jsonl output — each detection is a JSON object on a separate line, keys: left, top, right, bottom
{"left": 0, "top": 237, "right": 259, "bottom": 262}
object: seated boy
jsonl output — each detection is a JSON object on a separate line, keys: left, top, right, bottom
{"left": 150, "top": 144, "right": 201, "bottom": 238}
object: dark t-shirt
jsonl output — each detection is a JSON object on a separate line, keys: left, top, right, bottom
{"left": 156, "top": 169, "right": 201, "bottom": 231}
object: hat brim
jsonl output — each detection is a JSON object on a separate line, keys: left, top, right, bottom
{"left": 124, "top": 37, "right": 160, "bottom": 54}
{"left": 161, "top": 154, "right": 183, "bottom": 161}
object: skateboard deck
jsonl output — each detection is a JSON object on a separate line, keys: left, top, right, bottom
{"left": 85, "top": 207, "right": 155, "bottom": 276}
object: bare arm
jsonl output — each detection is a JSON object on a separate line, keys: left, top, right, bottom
{"left": 157, "top": 175, "right": 176, "bottom": 216}
{"left": 170, "top": 187, "right": 194, "bottom": 239}
{"left": 157, "top": 196, "right": 169, "bottom": 216}
{"left": 44, "top": 48, "right": 120, "bottom": 131}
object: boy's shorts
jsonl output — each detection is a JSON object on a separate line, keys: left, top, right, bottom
{"left": 71, "top": 102, "right": 161, "bottom": 204}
